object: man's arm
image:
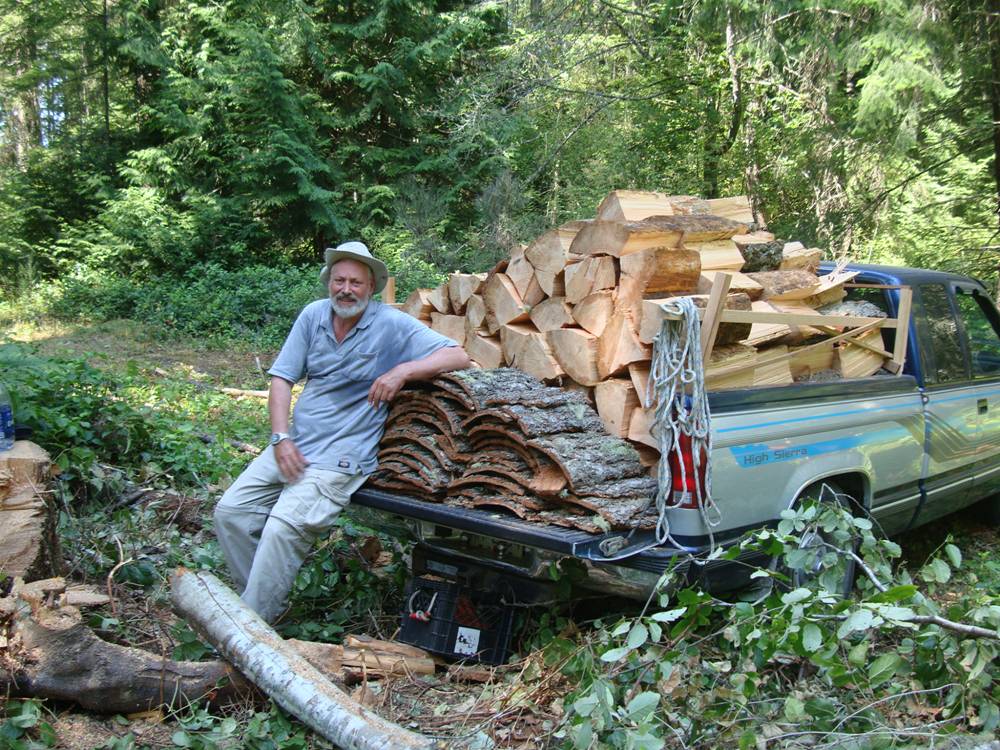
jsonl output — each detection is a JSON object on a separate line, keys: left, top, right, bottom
{"left": 367, "top": 346, "right": 471, "bottom": 407}
{"left": 269, "top": 376, "right": 308, "bottom": 481}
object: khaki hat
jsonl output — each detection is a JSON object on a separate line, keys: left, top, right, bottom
{"left": 319, "top": 241, "right": 389, "bottom": 294}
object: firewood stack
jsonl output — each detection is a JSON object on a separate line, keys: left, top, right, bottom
{"left": 399, "top": 190, "right": 906, "bottom": 456}
{"left": 370, "top": 368, "right": 656, "bottom": 532}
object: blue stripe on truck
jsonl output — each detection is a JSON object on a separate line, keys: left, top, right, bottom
{"left": 716, "top": 400, "right": 917, "bottom": 434}
{"left": 728, "top": 427, "right": 901, "bottom": 468}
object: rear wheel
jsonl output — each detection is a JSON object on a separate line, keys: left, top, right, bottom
{"left": 784, "top": 480, "right": 859, "bottom": 599}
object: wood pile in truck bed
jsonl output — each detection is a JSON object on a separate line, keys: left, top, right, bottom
{"left": 370, "top": 368, "right": 656, "bottom": 533}
{"left": 398, "top": 189, "right": 910, "bottom": 459}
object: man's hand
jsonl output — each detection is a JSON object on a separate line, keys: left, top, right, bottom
{"left": 368, "top": 364, "right": 410, "bottom": 408}
{"left": 274, "top": 439, "right": 308, "bottom": 482}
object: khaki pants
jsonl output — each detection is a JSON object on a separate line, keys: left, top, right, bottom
{"left": 213, "top": 446, "right": 368, "bottom": 624}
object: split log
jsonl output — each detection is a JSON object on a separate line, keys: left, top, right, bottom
{"left": 564, "top": 256, "right": 616, "bottom": 304}
{"left": 0, "top": 442, "right": 59, "bottom": 581}
{"left": 741, "top": 300, "right": 794, "bottom": 347}
{"left": 569, "top": 219, "right": 683, "bottom": 258}
{"left": 628, "top": 363, "right": 651, "bottom": 408}
{"left": 705, "top": 195, "right": 756, "bottom": 225}
{"left": 639, "top": 293, "right": 752, "bottom": 346}
{"left": 510, "top": 331, "right": 564, "bottom": 382}
{"left": 506, "top": 254, "right": 537, "bottom": 300}
{"left": 597, "top": 312, "right": 651, "bottom": 379}
{"left": 171, "top": 569, "right": 436, "bottom": 750}
{"left": 732, "top": 230, "right": 776, "bottom": 248}
{"left": 430, "top": 313, "right": 466, "bottom": 347}
{"left": 746, "top": 269, "right": 822, "bottom": 301}
{"left": 2, "top": 578, "right": 255, "bottom": 714}
{"left": 656, "top": 214, "right": 749, "bottom": 242}
{"left": 500, "top": 323, "right": 539, "bottom": 365}
{"left": 464, "top": 294, "right": 487, "bottom": 331}
{"left": 626, "top": 407, "right": 658, "bottom": 449}
{"left": 534, "top": 268, "right": 565, "bottom": 297}
{"left": 288, "top": 636, "right": 436, "bottom": 680}
{"left": 739, "top": 240, "right": 784, "bottom": 273}
{"left": 427, "top": 284, "right": 451, "bottom": 315}
{"left": 696, "top": 271, "right": 763, "bottom": 301}
{"left": 402, "top": 289, "right": 434, "bottom": 320}
{"left": 665, "top": 195, "right": 711, "bottom": 215}
{"left": 530, "top": 296, "right": 575, "bottom": 332}
{"left": 572, "top": 290, "right": 615, "bottom": 336}
{"left": 483, "top": 273, "right": 529, "bottom": 333}
{"left": 780, "top": 244, "right": 822, "bottom": 273}
{"left": 685, "top": 239, "right": 745, "bottom": 271}
{"left": 548, "top": 328, "right": 602, "bottom": 386}
{"left": 594, "top": 379, "right": 640, "bottom": 438}
{"left": 465, "top": 331, "right": 504, "bottom": 369}
{"left": 705, "top": 344, "right": 757, "bottom": 390}
{"left": 596, "top": 190, "right": 675, "bottom": 221}
{"left": 800, "top": 270, "right": 858, "bottom": 309}
{"left": 837, "top": 329, "right": 888, "bottom": 378}
{"left": 754, "top": 345, "right": 795, "bottom": 387}
{"left": 447, "top": 273, "right": 485, "bottom": 314}
{"left": 616, "top": 246, "right": 702, "bottom": 324}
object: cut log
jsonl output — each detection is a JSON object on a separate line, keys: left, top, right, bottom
{"left": 665, "top": 195, "right": 711, "bottom": 215}
{"left": 564, "top": 256, "right": 617, "bottom": 304}
{"left": 789, "top": 343, "right": 838, "bottom": 379}
{"left": 594, "top": 379, "right": 640, "bottom": 438}
{"left": 464, "top": 294, "right": 486, "bottom": 332}
{"left": 753, "top": 345, "right": 795, "bottom": 387}
{"left": 530, "top": 296, "right": 575, "bottom": 332}
{"left": 288, "top": 636, "right": 435, "bottom": 680}
{"left": 739, "top": 240, "right": 784, "bottom": 272}
{"left": 741, "top": 300, "right": 794, "bottom": 347}
{"left": 686, "top": 239, "right": 745, "bottom": 271}
{"left": 655, "top": 214, "right": 750, "bottom": 242}
{"left": 548, "top": 328, "right": 602, "bottom": 386}
{"left": 639, "top": 293, "right": 752, "bottom": 346}
{"left": 500, "top": 322, "right": 540, "bottom": 365}
{"left": 430, "top": 313, "right": 466, "bottom": 347}
{"left": 597, "top": 312, "right": 651, "bottom": 379}
{"left": 837, "top": 328, "right": 888, "bottom": 378}
{"left": 427, "top": 283, "right": 451, "bottom": 315}
{"left": 746, "top": 269, "right": 822, "bottom": 301}
{"left": 483, "top": 273, "right": 530, "bottom": 333}
{"left": 401, "top": 289, "right": 434, "bottom": 320}
{"left": 569, "top": 219, "right": 683, "bottom": 258}
{"left": 705, "top": 344, "right": 757, "bottom": 390}
{"left": 628, "top": 363, "right": 652, "bottom": 408}
{"left": 2, "top": 578, "right": 255, "bottom": 713}
{"left": 616, "top": 246, "right": 702, "bottom": 324}
{"left": 627, "top": 407, "right": 658, "bottom": 449}
{"left": 534, "top": 268, "right": 565, "bottom": 297}
{"left": 732, "top": 230, "right": 776, "bottom": 248}
{"left": 465, "top": 331, "right": 504, "bottom": 369}
{"left": 525, "top": 222, "right": 587, "bottom": 273}
{"left": 572, "top": 290, "right": 615, "bottom": 336}
{"left": 780, "top": 245, "right": 822, "bottom": 273}
{"left": 705, "top": 195, "right": 756, "bottom": 225}
{"left": 171, "top": 569, "right": 435, "bottom": 750}
{"left": 696, "top": 270, "right": 763, "bottom": 301}
{"left": 506, "top": 254, "right": 536, "bottom": 299}
{"left": 0, "top": 442, "right": 59, "bottom": 581}
{"left": 510, "top": 331, "right": 564, "bottom": 382}
{"left": 447, "top": 273, "right": 486, "bottom": 314}
{"left": 596, "top": 190, "right": 675, "bottom": 221}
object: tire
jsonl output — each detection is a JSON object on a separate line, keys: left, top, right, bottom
{"left": 979, "top": 493, "right": 1000, "bottom": 526}
{"left": 784, "top": 480, "right": 858, "bottom": 599}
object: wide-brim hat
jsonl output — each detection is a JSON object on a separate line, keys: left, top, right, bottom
{"left": 319, "top": 241, "right": 389, "bottom": 294}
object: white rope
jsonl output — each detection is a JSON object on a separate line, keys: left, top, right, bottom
{"left": 648, "top": 297, "right": 722, "bottom": 554}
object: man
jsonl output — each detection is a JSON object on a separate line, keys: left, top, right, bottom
{"left": 214, "top": 241, "right": 470, "bottom": 623}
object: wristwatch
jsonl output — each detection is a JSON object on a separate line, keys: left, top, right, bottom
{"left": 270, "top": 432, "right": 291, "bottom": 446}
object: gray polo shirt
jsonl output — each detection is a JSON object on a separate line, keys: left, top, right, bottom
{"left": 268, "top": 298, "right": 457, "bottom": 474}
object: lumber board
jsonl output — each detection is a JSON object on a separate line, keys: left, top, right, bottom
{"left": 891, "top": 286, "right": 913, "bottom": 373}
{"left": 639, "top": 293, "right": 752, "bottom": 346}
{"left": 700, "top": 272, "right": 732, "bottom": 361}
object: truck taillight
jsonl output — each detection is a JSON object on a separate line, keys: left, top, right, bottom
{"left": 668, "top": 433, "right": 706, "bottom": 510}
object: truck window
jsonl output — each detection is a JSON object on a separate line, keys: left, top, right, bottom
{"left": 955, "top": 289, "right": 1000, "bottom": 377}
{"left": 915, "top": 284, "right": 968, "bottom": 384}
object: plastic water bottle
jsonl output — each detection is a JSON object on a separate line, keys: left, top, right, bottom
{"left": 0, "top": 380, "right": 13, "bottom": 452}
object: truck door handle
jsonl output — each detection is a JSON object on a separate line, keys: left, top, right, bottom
{"left": 978, "top": 399, "right": 989, "bottom": 414}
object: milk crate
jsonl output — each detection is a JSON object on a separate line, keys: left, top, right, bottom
{"left": 398, "top": 576, "right": 514, "bottom": 665}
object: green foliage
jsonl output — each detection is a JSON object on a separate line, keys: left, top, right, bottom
{"left": 0, "top": 700, "right": 57, "bottom": 750}
{"left": 0, "top": 343, "right": 264, "bottom": 497}
{"left": 550, "top": 502, "right": 1000, "bottom": 748}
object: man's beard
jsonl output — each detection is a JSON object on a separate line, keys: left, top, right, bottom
{"left": 331, "top": 292, "right": 370, "bottom": 318}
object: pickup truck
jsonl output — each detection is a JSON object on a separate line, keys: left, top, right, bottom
{"left": 349, "top": 264, "right": 1000, "bottom": 601}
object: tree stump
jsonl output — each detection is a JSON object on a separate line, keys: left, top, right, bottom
{"left": 0, "top": 441, "right": 60, "bottom": 583}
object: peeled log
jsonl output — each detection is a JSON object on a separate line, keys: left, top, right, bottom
{"left": 171, "top": 569, "right": 436, "bottom": 750}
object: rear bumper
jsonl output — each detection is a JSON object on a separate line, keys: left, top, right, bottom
{"left": 351, "top": 488, "right": 761, "bottom": 599}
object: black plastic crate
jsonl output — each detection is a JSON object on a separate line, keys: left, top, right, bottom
{"left": 398, "top": 576, "right": 514, "bottom": 665}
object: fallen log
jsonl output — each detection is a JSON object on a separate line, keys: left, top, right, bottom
{"left": 171, "top": 569, "right": 439, "bottom": 750}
